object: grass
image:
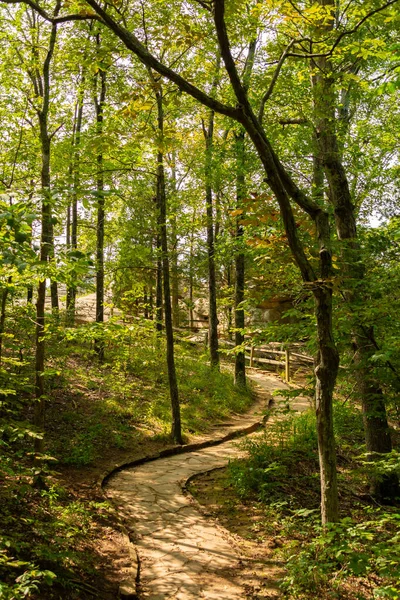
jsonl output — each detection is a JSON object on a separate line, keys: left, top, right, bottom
{"left": 43, "top": 321, "right": 253, "bottom": 467}
{"left": 1, "top": 315, "right": 254, "bottom": 599}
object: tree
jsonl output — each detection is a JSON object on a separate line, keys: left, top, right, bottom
{"left": 93, "top": 32, "right": 107, "bottom": 361}
{"left": 0, "top": 0, "right": 398, "bottom": 520}
{"left": 79, "top": 0, "right": 341, "bottom": 523}
{"left": 150, "top": 72, "right": 182, "bottom": 443}
{"left": 202, "top": 58, "right": 220, "bottom": 369}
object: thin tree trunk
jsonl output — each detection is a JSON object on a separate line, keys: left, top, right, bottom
{"left": 66, "top": 78, "right": 85, "bottom": 325}
{"left": 226, "top": 264, "right": 233, "bottom": 340}
{"left": 203, "top": 87, "right": 220, "bottom": 366}
{"left": 144, "top": 288, "right": 149, "bottom": 319}
{"left": 234, "top": 129, "right": 246, "bottom": 387}
{"left": 152, "top": 81, "right": 182, "bottom": 443}
{"left": 155, "top": 232, "right": 163, "bottom": 332}
{"left": 170, "top": 154, "right": 179, "bottom": 328}
{"left": 205, "top": 152, "right": 219, "bottom": 368}
{"left": 0, "top": 277, "right": 11, "bottom": 363}
{"left": 33, "top": 6, "right": 60, "bottom": 456}
{"left": 49, "top": 221, "right": 59, "bottom": 312}
{"left": 188, "top": 209, "right": 196, "bottom": 330}
{"left": 66, "top": 196, "right": 71, "bottom": 249}
{"left": 35, "top": 120, "right": 52, "bottom": 455}
{"left": 149, "top": 285, "right": 154, "bottom": 320}
{"left": 232, "top": 41, "right": 256, "bottom": 386}
{"left": 94, "top": 39, "right": 106, "bottom": 362}
{"left": 27, "top": 224, "right": 34, "bottom": 304}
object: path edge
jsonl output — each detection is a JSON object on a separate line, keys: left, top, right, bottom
{"left": 98, "top": 385, "right": 278, "bottom": 598}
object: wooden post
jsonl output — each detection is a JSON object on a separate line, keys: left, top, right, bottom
{"left": 285, "top": 348, "right": 290, "bottom": 382}
{"left": 250, "top": 345, "right": 255, "bottom": 368}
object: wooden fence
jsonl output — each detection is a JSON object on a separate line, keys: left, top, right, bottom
{"left": 219, "top": 339, "right": 313, "bottom": 382}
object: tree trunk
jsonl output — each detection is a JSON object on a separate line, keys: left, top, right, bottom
{"left": 0, "top": 277, "right": 11, "bottom": 363}
{"left": 170, "top": 155, "right": 180, "bottom": 328}
{"left": 314, "top": 285, "right": 340, "bottom": 523}
{"left": 49, "top": 220, "right": 59, "bottom": 313}
{"left": 232, "top": 100, "right": 340, "bottom": 523}
{"left": 33, "top": 9, "right": 60, "bottom": 456}
{"left": 226, "top": 263, "right": 233, "bottom": 339}
{"left": 188, "top": 209, "right": 196, "bottom": 331}
{"left": 311, "top": 0, "right": 396, "bottom": 499}
{"left": 94, "top": 41, "right": 106, "bottom": 362}
{"left": 201, "top": 55, "right": 220, "bottom": 368}
{"left": 205, "top": 160, "right": 219, "bottom": 368}
{"left": 144, "top": 288, "right": 149, "bottom": 319}
{"left": 153, "top": 77, "right": 182, "bottom": 443}
{"left": 149, "top": 285, "right": 154, "bottom": 320}
{"left": 234, "top": 129, "right": 246, "bottom": 387}
{"left": 155, "top": 232, "right": 163, "bottom": 333}
{"left": 35, "top": 118, "right": 52, "bottom": 456}
{"left": 66, "top": 80, "right": 84, "bottom": 326}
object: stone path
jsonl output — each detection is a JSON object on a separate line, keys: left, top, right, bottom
{"left": 105, "top": 371, "right": 310, "bottom": 599}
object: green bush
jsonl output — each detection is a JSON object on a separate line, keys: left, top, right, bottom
{"left": 228, "top": 409, "right": 318, "bottom": 503}
{"left": 281, "top": 511, "right": 400, "bottom": 599}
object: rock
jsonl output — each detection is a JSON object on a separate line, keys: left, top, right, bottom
{"left": 119, "top": 580, "right": 137, "bottom": 599}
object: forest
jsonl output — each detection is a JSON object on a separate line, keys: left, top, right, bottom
{"left": 0, "top": 0, "right": 399, "bottom": 598}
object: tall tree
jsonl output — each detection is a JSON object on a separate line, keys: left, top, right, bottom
{"left": 66, "top": 68, "right": 85, "bottom": 326}
{"left": 93, "top": 32, "right": 107, "bottom": 361}
{"left": 233, "top": 129, "right": 246, "bottom": 387}
{"left": 202, "top": 55, "right": 220, "bottom": 369}
{"left": 149, "top": 71, "right": 182, "bottom": 443}
{"left": 234, "top": 38, "right": 256, "bottom": 388}
{"left": 31, "top": 2, "right": 61, "bottom": 454}
{"left": 312, "top": 0, "right": 398, "bottom": 499}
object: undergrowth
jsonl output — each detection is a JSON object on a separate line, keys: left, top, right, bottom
{"left": 43, "top": 319, "right": 252, "bottom": 466}
{"left": 228, "top": 402, "right": 400, "bottom": 599}
{"left": 1, "top": 311, "right": 253, "bottom": 598}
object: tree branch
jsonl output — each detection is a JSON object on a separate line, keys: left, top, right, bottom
{"left": 0, "top": 0, "right": 101, "bottom": 22}
{"left": 258, "top": 39, "right": 295, "bottom": 123}
{"left": 286, "top": 0, "right": 399, "bottom": 60}
{"left": 242, "top": 38, "right": 257, "bottom": 92}
{"left": 82, "top": 0, "right": 241, "bottom": 120}
{"left": 213, "top": 0, "right": 249, "bottom": 109}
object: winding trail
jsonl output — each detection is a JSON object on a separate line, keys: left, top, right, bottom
{"left": 105, "top": 371, "right": 310, "bottom": 599}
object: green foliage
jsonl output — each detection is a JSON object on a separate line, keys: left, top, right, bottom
{"left": 229, "top": 409, "right": 318, "bottom": 502}
{"left": 0, "top": 447, "right": 112, "bottom": 599}
{"left": 227, "top": 400, "right": 400, "bottom": 598}
{"left": 45, "top": 319, "right": 253, "bottom": 464}
{"left": 281, "top": 510, "right": 400, "bottom": 599}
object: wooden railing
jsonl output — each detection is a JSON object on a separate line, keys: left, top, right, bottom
{"left": 220, "top": 339, "right": 313, "bottom": 382}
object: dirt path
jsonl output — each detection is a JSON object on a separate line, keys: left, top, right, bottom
{"left": 105, "top": 371, "right": 309, "bottom": 599}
